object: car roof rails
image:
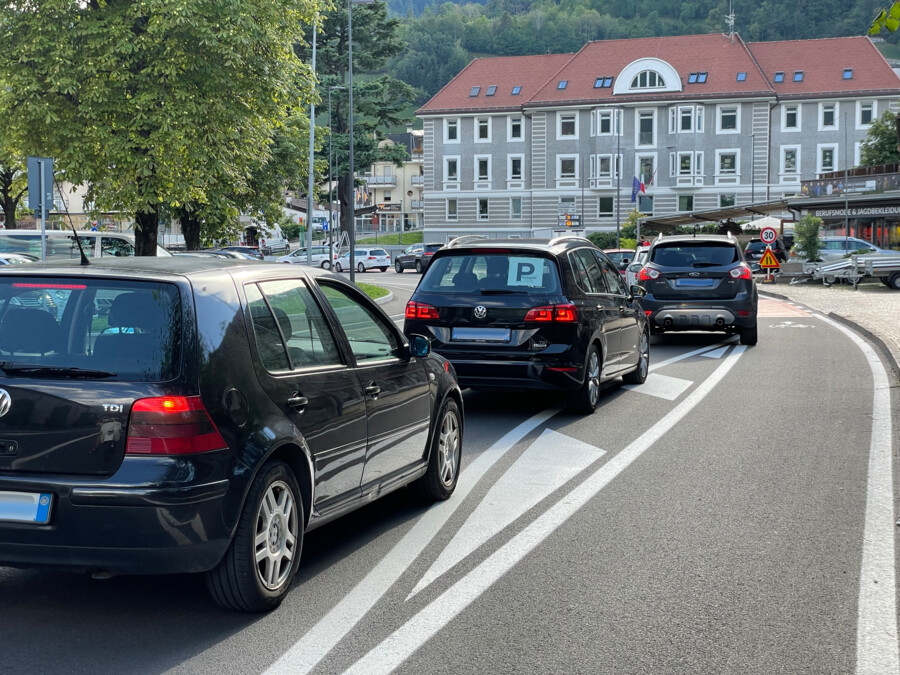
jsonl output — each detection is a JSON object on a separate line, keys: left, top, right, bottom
{"left": 548, "top": 235, "right": 591, "bottom": 246}
{"left": 447, "top": 234, "right": 489, "bottom": 248}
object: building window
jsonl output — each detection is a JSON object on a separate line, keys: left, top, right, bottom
{"left": 508, "top": 155, "right": 523, "bottom": 181}
{"left": 774, "top": 71, "right": 785, "bottom": 83}
{"left": 558, "top": 113, "right": 578, "bottom": 139}
{"left": 678, "top": 195, "right": 694, "bottom": 212}
{"left": 510, "top": 197, "right": 522, "bottom": 219}
{"left": 717, "top": 150, "right": 738, "bottom": 175}
{"left": 843, "top": 68, "right": 853, "bottom": 80}
{"left": 598, "top": 197, "right": 614, "bottom": 216}
{"left": 669, "top": 105, "right": 704, "bottom": 133}
{"left": 736, "top": 72, "right": 747, "bottom": 82}
{"left": 447, "top": 199, "right": 458, "bottom": 221}
{"left": 476, "top": 117, "right": 491, "bottom": 142}
{"left": 444, "top": 157, "right": 459, "bottom": 181}
{"left": 638, "top": 195, "right": 653, "bottom": 215}
{"left": 783, "top": 104, "right": 800, "bottom": 131}
{"left": 475, "top": 156, "right": 491, "bottom": 181}
{"left": 557, "top": 80, "right": 568, "bottom": 89}
{"left": 781, "top": 146, "right": 800, "bottom": 174}
{"left": 670, "top": 151, "right": 703, "bottom": 177}
{"left": 793, "top": 71, "right": 804, "bottom": 82}
{"left": 818, "top": 144, "right": 838, "bottom": 173}
{"left": 593, "top": 109, "right": 619, "bottom": 136}
{"left": 511, "top": 85, "right": 521, "bottom": 95}
{"left": 478, "top": 198, "right": 489, "bottom": 220}
{"left": 820, "top": 102, "right": 837, "bottom": 130}
{"left": 631, "top": 70, "right": 665, "bottom": 89}
{"left": 594, "top": 76, "right": 613, "bottom": 88}
{"left": 638, "top": 155, "right": 655, "bottom": 185}
{"left": 469, "top": 86, "right": 480, "bottom": 97}
{"left": 637, "top": 109, "right": 655, "bottom": 146}
{"left": 558, "top": 156, "right": 577, "bottom": 179}
{"left": 858, "top": 101, "right": 875, "bottom": 128}
{"left": 508, "top": 116, "right": 523, "bottom": 141}
{"left": 444, "top": 118, "right": 459, "bottom": 143}
{"left": 717, "top": 105, "right": 739, "bottom": 133}
{"left": 486, "top": 85, "right": 497, "bottom": 96}
{"left": 719, "top": 193, "right": 736, "bottom": 207}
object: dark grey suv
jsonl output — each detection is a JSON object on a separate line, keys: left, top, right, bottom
{"left": 638, "top": 234, "right": 758, "bottom": 345}
{"left": 0, "top": 257, "right": 463, "bottom": 611}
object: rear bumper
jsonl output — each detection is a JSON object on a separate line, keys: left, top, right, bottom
{"left": 642, "top": 296, "right": 756, "bottom": 331}
{"left": 439, "top": 354, "right": 584, "bottom": 392}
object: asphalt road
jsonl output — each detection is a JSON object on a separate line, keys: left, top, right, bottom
{"left": 0, "top": 274, "right": 896, "bottom": 674}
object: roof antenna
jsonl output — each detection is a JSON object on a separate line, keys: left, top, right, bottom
{"left": 54, "top": 180, "right": 90, "bottom": 265}
{"left": 725, "top": 1, "right": 735, "bottom": 44}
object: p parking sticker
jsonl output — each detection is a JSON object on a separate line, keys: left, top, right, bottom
{"left": 508, "top": 257, "right": 543, "bottom": 286}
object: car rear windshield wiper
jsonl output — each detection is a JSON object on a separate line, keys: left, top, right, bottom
{"left": 479, "top": 289, "right": 529, "bottom": 295}
{"left": 0, "top": 362, "right": 117, "bottom": 379}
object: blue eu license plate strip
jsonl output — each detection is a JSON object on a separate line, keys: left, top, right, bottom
{"left": 451, "top": 327, "right": 511, "bottom": 342}
{"left": 0, "top": 491, "right": 53, "bottom": 524}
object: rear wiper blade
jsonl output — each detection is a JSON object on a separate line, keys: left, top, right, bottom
{"left": 479, "top": 289, "right": 528, "bottom": 295}
{"left": 0, "top": 362, "right": 117, "bottom": 379}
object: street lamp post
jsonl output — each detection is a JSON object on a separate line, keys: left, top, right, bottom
{"left": 306, "top": 27, "right": 317, "bottom": 267}
{"left": 750, "top": 131, "right": 756, "bottom": 205}
{"left": 615, "top": 108, "right": 622, "bottom": 247}
{"left": 328, "top": 85, "right": 346, "bottom": 263}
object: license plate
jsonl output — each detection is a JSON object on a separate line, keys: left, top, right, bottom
{"left": 451, "top": 327, "right": 511, "bottom": 342}
{"left": 0, "top": 491, "right": 53, "bottom": 524}
{"left": 675, "top": 278, "right": 715, "bottom": 287}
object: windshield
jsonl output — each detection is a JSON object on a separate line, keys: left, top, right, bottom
{"left": 0, "top": 278, "right": 182, "bottom": 381}
{"left": 419, "top": 253, "right": 562, "bottom": 294}
{"left": 651, "top": 243, "right": 739, "bottom": 267}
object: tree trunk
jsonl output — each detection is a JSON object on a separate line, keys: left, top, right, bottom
{"left": 2, "top": 198, "right": 16, "bottom": 230}
{"left": 0, "top": 170, "right": 20, "bottom": 229}
{"left": 134, "top": 209, "right": 159, "bottom": 256}
{"left": 180, "top": 211, "right": 202, "bottom": 250}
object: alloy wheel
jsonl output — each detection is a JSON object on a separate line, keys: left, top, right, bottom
{"left": 254, "top": 480, "right": 298, "bottom": 591}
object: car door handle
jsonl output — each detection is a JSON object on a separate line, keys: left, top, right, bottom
{"left": 365, "top": 384, "right": 381, "bottom": 398}
{"left": 287, "top": 394, "right": 308, "bottom": 411}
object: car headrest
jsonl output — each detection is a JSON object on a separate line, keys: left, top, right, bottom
{"left": 107, "top": 293, "right": 166, "bottom": 331}
{"left": 0, "top": 308, "right": 61, "bottom": 354}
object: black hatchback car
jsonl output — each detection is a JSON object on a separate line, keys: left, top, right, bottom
{"left": 395, "top": 242, "right": 444, "bottom": 273}
{"left": 0, "top": 257, "right": 462, "bottom": 611}
{"left": 403, "top": 237, "right": 649, "bottom": 413}
{"left": 638, "top": 234, "right": 758, "bottom": 345}
{"left": 744, "top": 237, "right": 788, "bottom": 263}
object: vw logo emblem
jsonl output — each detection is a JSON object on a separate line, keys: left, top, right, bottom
{"left": 473, "top": 305, "right": 487, "bottom": 319}
{"left": 0, "top": 388, "right": 10, "bottom": 418}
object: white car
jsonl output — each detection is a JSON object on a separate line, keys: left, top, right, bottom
{"left": 625, "top": 246, "right": 650, "bottom": 288}
{"left": 278, "top": 245, "right": 336, "bottom": 269}
{"left": 335, "top": 248, "right": 391, "bottom": 273}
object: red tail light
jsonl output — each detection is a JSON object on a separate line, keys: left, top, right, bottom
{"left": 424, "top": 251, "right": 435, "bottom": 256}
{"left": 126, "top": 396, "right": 227, "bottom": 455}
{"left": 367, "top": 256, "right": 376, "bottom": 260}
{"left": 524, "top": 304, "right": 577, "bottom": 322}
{"left": 405, "top": 301, "right": 439, "bottom": 320}
{"left": 638, "top": 267, "right": 660, "bottom": 281}
{"left": 729, "top": 265, "right": 752, "bottom": 280}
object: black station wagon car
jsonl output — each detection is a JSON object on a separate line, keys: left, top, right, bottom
{"left": 403, "top": 237, "right": 649, "bottom": 413}
{"left": 638, "top": 234, "right": 758, "bottom": 345}
{"left": 0, "top": 257, "right": 463, "bottom": 611}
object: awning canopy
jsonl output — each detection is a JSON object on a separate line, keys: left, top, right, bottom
{"left": 639, "top": 199, "right": 792, "bottom": 232}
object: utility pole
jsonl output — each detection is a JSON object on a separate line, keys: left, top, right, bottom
{"left": 306, "top": 27, "right": 317, "bottom": 266}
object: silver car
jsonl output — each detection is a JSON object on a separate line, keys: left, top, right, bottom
{"left": 279, "top": 245, "right": 336, "bottom": 269}
{"left": 624, "top": 246, "right": 650, "bottom": 289}
{"left": 335, "top": 248, "right": 391, "bottom": 273}
{"left": 792, "top": 236, "right": 894, "bottom": 262}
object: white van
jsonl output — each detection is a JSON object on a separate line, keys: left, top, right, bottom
{"left": 0, "top": 230, "right": 171, "bottom": 260}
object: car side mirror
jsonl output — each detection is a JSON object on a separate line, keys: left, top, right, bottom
{"left": 409, "top": 334, "right": 431, "bottom": 358}
{"left": 630, "top": 284, "right": 646, "bottom": 298}
{"left": 627, "top": 263, "right": 642, "bottom": 272}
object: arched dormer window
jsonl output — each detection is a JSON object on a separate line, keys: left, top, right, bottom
{"left": 631, "top": 70, "right": 665, "bottom": 89}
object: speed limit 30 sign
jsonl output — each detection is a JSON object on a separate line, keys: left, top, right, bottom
{"left": 760, "top": 227, "right": 778, "bottom": 245}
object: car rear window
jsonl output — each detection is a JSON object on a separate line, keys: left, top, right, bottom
{"left": 419, "top": 253, "right": 562, "bottom": 294}
{"left": 370, "top": 249, "right": 388, "bottom": 257}
{"left": 651, "top": 243, "right": 739, "bottom": 267}
{"left": 424, "top": 244, "right": 443, "bottom": 253}
{"left": 0, "top": 278, "right": 182, "bottom": 381}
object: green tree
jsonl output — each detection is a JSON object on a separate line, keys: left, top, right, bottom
{"left": 794, "top": 214, "right": 824, "bottom": 262}
{"left": 0, "top": 0, "right": 321, "bottom": 255}
{"left": 859, "top": 110, "right": 900, "bottom": 167}
{"left": 0, "top": 151, "right": 27, "bottom": 231}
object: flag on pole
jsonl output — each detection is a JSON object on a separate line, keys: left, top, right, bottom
{"left": 631, "top": 176, "right": 641, "bottom": 202}
{"left": 639, "top": 174, "right": 646, "bottom": 194}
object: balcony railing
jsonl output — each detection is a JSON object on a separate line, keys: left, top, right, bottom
{"left": 410, "top": 200, "right": 424, "bottom": 210}
{"left": 410, "top": 175, "right": 424, "bottom": 186}
{"left": 365, "top": 175, "right": 397, "bottom": 187}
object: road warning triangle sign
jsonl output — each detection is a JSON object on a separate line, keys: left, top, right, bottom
{"left": 759, "top": 247, "right": 781, "bottom": 269}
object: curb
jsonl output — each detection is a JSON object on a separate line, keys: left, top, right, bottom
{"left": 375, "top": 291, "right": 394, "bottom": 305}
{"left": 763, "top": 290, "right": 900, "bottom": 383}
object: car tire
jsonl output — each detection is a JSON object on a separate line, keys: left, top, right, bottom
{"left": 335, "top": 262, "right": 343, "bottom": 273}
{"left": 567, "top": 344, "right": 601, "bottom": 414}
{"left": 415, "top": 398, "right": 462, "bottom": 501}
{"left": 206, "top": 461, "right": 303, "bottom": 612}
{"left": 357, "top": 263, "right": 366, "bottom": 274}
{"left": 415, "top": 260, "right": 423, "bottom": 274}
{"left": 379, "top": 267, "right": 388, "bottom": 272}
{"left": 823, "top": 275, "right": 837, "bottom": 285}
{"left": 320, "top": 261, "right": 331, "bottom": 270}
{"left": 622, "top": 329, "right": 649, "bottom": 385}
{"left": 395, "top": 261, "right": 404, "bottom": 273}
{"left": 890, "top": 273, "right": 900, "bottom": 290}
{"left": 739, "top": 323, "right": 758, "bottom": 346}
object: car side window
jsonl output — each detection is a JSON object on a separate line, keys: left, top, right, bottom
{"left": 568, "top": 250, "right": 602, "bottom": 294}
{"left": 318, "top": 283, "right": 401, "bottom": 363}
{"left": 597, "top": 254, "right": 627, "bottom": 295}
{"left": 101, "top": 236, "right": 134, "bottom": 257}
{"left": 247, "top": 280, "right": 342, "bottom": 371}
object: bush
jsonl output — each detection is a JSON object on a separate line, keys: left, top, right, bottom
{"left": 794, "top": 214, "right": 823, "bottom": 261}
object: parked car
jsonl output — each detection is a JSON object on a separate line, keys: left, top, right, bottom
{"left": 0, "top": 230, "right": 171, "bottom": 260}
{"left": 602, "top": 248, "right": 634, "bottom": 275}
{"left": 218, "top": 245, "right": 264, "bottom": 260}
{"left": 174, "top": 250, "right": 260, "bottom": 261}
{"left": 335, "top": 248, "right": 391, "bottom": 273}
{"left": 744, "top": 237, "right": 788, "bottom": 263}
{"left": 638, "top": 233, "right": 758, "bottom": 345}
{"left": 403, "top": 237, "right": 649, "bottom": 413}
{"left": 0, "top": 253, "right": 37, "bottom": 265}
{"left": 790, "top": 236, "right": 894, "bottom": 262}
{"left": 278, "top": 245, "right": 336, "bottom": 269}
{"left": 395, "top": 243, "right": 444, "bottom": 273}
{"left": 624, "top": 246, "right": 650, "bottom": 289}
{"left": 0, "top": 257, "right": 463, "bottom": 611}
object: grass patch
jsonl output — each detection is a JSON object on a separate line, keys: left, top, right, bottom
{"left": 355, "top": 232, "right": 423, "bottom": 246}
{"left": 356, "top": 282, "right": 390, "bottom": 300}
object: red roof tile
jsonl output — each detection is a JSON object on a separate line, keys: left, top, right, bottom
{"left": 748, "top": 36, "right": 900, "bottom": 97}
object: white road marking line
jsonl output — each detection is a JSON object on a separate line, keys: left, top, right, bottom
{"left": 700, "top": 346, "right": 730, "bottom": 359}
{"left": 264, "top": 405, "right": 563, "bottom": 675}
{"left": 622, "top": 372, "right": 692, "bottom": 400}
{"left": 815, "top": 317, "right": 899, "bottom": 674}
{"left": 345, "top": 347, "right": 747, "bottom": 675}
{"left": 408, "top": 429, "right": 605, "bottom": 598}
{"left": 648, "top": 337, "right": 736, "bottom": 372}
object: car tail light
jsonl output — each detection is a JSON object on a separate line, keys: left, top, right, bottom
{"left": 405, "top": 301, "right": 439, "bottom": 320}
{"left": 424, "top": 251, "right": 435, "bottom": 256}
{"left": 126, "top": 396, "right": 227, "bottom": 455}
{"left": 367, "top": 256, "right": 376, "bottom": 260}
{"left": 524, "top": 304, "right": 577, "bottom": 322}
{"left": 639, "top": 267, "right": 660, "bottom": 281}
{"left": 729, "top": 265, "right": 752, "bottom": 280}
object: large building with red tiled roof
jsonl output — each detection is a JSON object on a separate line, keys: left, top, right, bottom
{"left": 415, "top": 33, "right": 900, "bottom": 239}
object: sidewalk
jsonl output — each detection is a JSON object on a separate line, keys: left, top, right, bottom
{"left": 759, "top": 273, "right": 900, "bottom": 381}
